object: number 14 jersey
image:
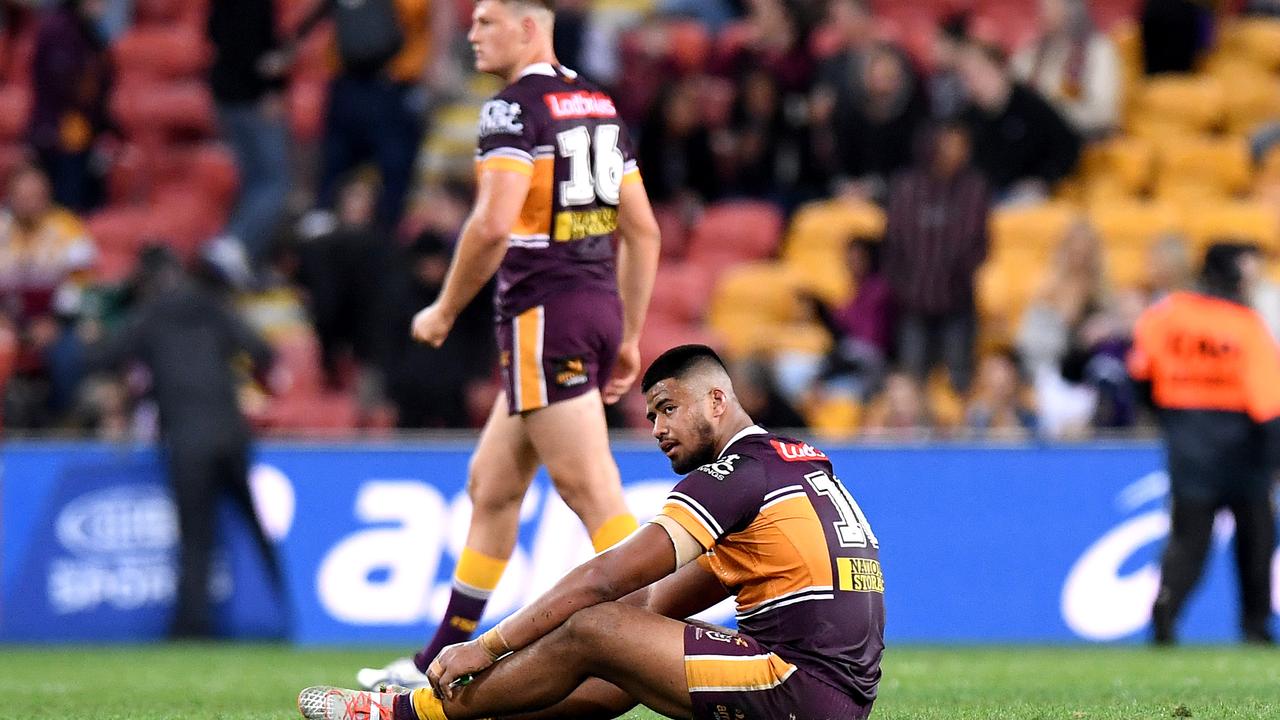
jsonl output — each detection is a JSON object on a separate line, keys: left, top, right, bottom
{"left": 658, "top": 426, "right": 886, "bottom": 706}
{"left": 475, "top": 63, "right": 641, "bottom": 322}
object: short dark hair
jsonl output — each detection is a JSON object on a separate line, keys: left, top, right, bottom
{"left": 1200, "top": 241, "right": 1249, "bottom": 300}
{"left": 641, "top": 344, "right": 728, "bottom": 393}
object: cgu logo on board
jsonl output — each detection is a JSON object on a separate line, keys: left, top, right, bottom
{"left": 1059, "top": 471, "right": 1280, "bottom": 641}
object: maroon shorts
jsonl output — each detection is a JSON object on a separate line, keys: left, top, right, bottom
{"left": 683, "top": 625, "right": 872, "bottom": 720}
{"left": 496, "top": 290, "right": 622, "bottom": 415}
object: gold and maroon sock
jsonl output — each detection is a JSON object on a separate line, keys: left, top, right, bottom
{"left": 414, "top": 548, "right": 507, "bottom": 673}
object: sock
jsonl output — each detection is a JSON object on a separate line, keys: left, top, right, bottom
{"left": 404, "top": 689, "right": 448, "bottom": 720}
{"left": 591, "top": 513, "right": 639, "bottom": 553}
{"left": 414, "top": 547, "right": 508, "bottom": 672}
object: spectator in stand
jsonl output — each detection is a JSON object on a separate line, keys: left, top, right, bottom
{"left": 1144, "top": 233, "right": 1194, "bottom": 304}
{"left": 293, "top": 0, "right": 453, "bottom": 229}
{"left": 1140, "top": 0, "right": 1213, "bottom": 75}
{"left": 1012, "top": 0, "right": 1121, "bottom": 140}
{"left": 637, "top": 77, "right": 718, "bottom": 207}
{"left": 929, "top": 13, "right": 970, "bottom": 121}
{"left": 722, "top": 66, "right": 788, "bottom": 199}
{"left": 965, "top": 348, "right": 1038, "bottom": 438}
{"left": 728, "top": 358, "right": 807, "bottom": 429}
{"left": 384, "top": 230, "right": 495, "bottom": 428}
{"left": 714, "top": 0, "right": 814, "bottom": 95}
{"left": 1017, "top": 220, "right": 1135, "bottom": 437}
{"left": 863, "top": 370, "right": 934, "bottom": 437}
{"left": 208, "top": 0, "right": 292, "bottom": 269}
{"left": 882, "top": 122, "right": 989, "bottom": 395}
{"left": 658, "top": 0, "right": 745, "bottom": 33}
{"left": 294, "top": 173, "right": 393, "bottom": 398}
{"left": 812, "top": 0, "right": 877, "bottom": 111}
{"left": 813, "top": 42, "right": 929, "bottom": 203}
{"left": 716, "top": 0, "right": 818, "bottom": 202}
{"left": 788, "top": 236, "right": 894, "bottom": 403}
{"left": 0, "top": 166, "right": 95, "bottom": 428}
{"left": 29, "top": 0, "right": 111, "bottom": 212}
{"left": 959, "top": 40, "right": 1082, "bottom": 202}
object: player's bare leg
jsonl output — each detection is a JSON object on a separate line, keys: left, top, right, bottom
{"left": 359, "top": 395, "right": 540, "bottom": 688}
{"left": 304, "top": 603, "right": 691, "bottom": 720}
{"left": 523, "top": 389, "right": 638, "bottom": 551}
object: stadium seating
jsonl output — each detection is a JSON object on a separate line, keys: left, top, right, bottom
{"left": 782, "top": 200, "right": 885, "bottom": 305}
{"left": 646, "top": 260, "right": 714, "bottom": 325}
{"left": 1218, "top": 17, "right": 1280, "bottom": 71}
{"left": 1089, "top": 200, "right": 1185, "bottom": 287}
{"left": 1153, "top": 135, "right": 1252, "bottom": 202}
{"left": 686, "top": 201, "right": 785, "bottom": 275}
{"left": 1078, "top": 135, "right": 1155, "bottom": 200}
{"left": 1183, "top": 200, "right": 1280, "bottom": 253}
{"left": 1128, "top": 76, "right": 1226, "bottom": 137}
{"left": 112, "top": 27, "right": 213, "bottom": 81}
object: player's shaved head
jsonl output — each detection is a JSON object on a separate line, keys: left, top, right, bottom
{"left": 641, "top": 344, "right": 731, "bottom": 394}
{"left": 644, "top": 345, "right": 751, "bottom": 474}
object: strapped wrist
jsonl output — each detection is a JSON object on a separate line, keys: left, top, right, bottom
{"left": 478, "top": 625, "right": 512, "bottom": 662}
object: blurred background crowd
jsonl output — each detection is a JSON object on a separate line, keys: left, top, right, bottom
{"left": 1, "top": 0, "right": 1279, "bottom": 440}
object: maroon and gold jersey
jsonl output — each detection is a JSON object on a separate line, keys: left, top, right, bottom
{"left": 658, "top": 426, "right": 885, "bottom": 705}
{"left": 475, "top": 63, "right": 641, "bottom": 321}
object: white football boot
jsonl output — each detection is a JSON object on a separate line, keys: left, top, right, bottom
{"left": 356, "top": 656, "right": 432, "bottom": 691}
{"left": 297, "top": 686, "right": 402, "bottom": 720}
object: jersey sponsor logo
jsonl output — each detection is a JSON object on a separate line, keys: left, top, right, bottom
{"left": 553, "top": 207, "right": 618, "bottom": 241}
{"left": 553, "top": 357, "right": 589, "bottom": 388}
{"left": 837, "top": 557, "right": 884, "bottom": 593}
{"left": 771, "top": 439, "right": 829, "bottom": 462}
{"left": 479, "top": 99, "right": 524, "bottom": 137}
{"left": 698, "top": 454, "right": 742, "bottom": 481}
{"left": 545, "top": 91, "right": 618, "bottom": 119}
{"left": 696, "top": 627, "right": 751, "bottom": 647}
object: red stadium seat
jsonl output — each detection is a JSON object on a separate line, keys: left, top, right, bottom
{"left": 686, "top": 201, "right": 784, "bottom": 272}
{"left": 111, "top": 81, "right": 217, "bottom": 138}
{"left": 95, "top": 245, "right": 139, "bottom": 284}
{"left": 0, "top": 84, "right": 31, "bottom": 142}
{"left": 653, "top": 203, "right": 689, "bottom": 261}
{"left": 647, "top": 260, "right": 714, "bottom": 325}
{"left": 112, "top": 28, "right": 213, "bottom": 81}
{"left": 639, "top": 316, "right": 722, "bottom": 370}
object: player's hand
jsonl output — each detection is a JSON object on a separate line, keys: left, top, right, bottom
{"left": 426, "top": 640, "right": 493, "bottom": 701}
{"left": 411, "top": 303, "right": 456, "bottom": 348}
{"left": 602, "top": 339, "right": 641, "bottom": 405}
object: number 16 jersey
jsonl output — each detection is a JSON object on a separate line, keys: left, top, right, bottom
{"left": 475, "top": 62, "right": 641, "bottom": 322}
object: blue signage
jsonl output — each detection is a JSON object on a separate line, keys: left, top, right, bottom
{"left": 2, "top": 440, "right": 1275, "bottom": 644}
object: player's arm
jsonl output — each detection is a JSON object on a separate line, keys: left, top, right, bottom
{"left": 602, "top": 175, "right": 662, "bottom": 403}
{"left": 622, "top": 550, "right": 729, "bottom": 620}
{"left": 411, "top": 168, "right": 531, "bottom": 347}
{"left": 429, "top": 522, "right": 690, "bottom": 696}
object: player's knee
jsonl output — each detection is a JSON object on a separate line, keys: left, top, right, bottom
{"left": 466, "top": 463, "right": 525, "bottom": 516}
{"left": 562, "top": 603, "right": 628, "bottom": 646}
{"left": 550, "top": 465, "right": 622, "bottom": 514}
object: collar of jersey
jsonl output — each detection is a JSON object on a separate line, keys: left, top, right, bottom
{"left": 518, "top": 62, "right": 579, "bottom": 79}
{"left": 718, "top": 424, "right": 767, "bottom": 458}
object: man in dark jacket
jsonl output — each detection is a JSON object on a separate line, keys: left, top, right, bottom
{"left": 90, "top": 246, "right": 284, "bottom": 638}
{"left": 958, "top": 40, "right": 1081, "bottom": 200}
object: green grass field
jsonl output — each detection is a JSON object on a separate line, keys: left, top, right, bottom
{"left": 2, "top": 644, "right": 1278, "bottom": 719}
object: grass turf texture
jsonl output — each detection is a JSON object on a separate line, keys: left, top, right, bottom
{"left": 1, "top": 644, "right": 1277, "bottom": 719}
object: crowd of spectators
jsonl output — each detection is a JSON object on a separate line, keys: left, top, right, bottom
{"left": 0, "top": 0, "right": 1277, "bottom": 440}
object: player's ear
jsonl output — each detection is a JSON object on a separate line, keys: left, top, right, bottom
{"left": 708, "top": 387, "right": 728, "bottom": 419}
